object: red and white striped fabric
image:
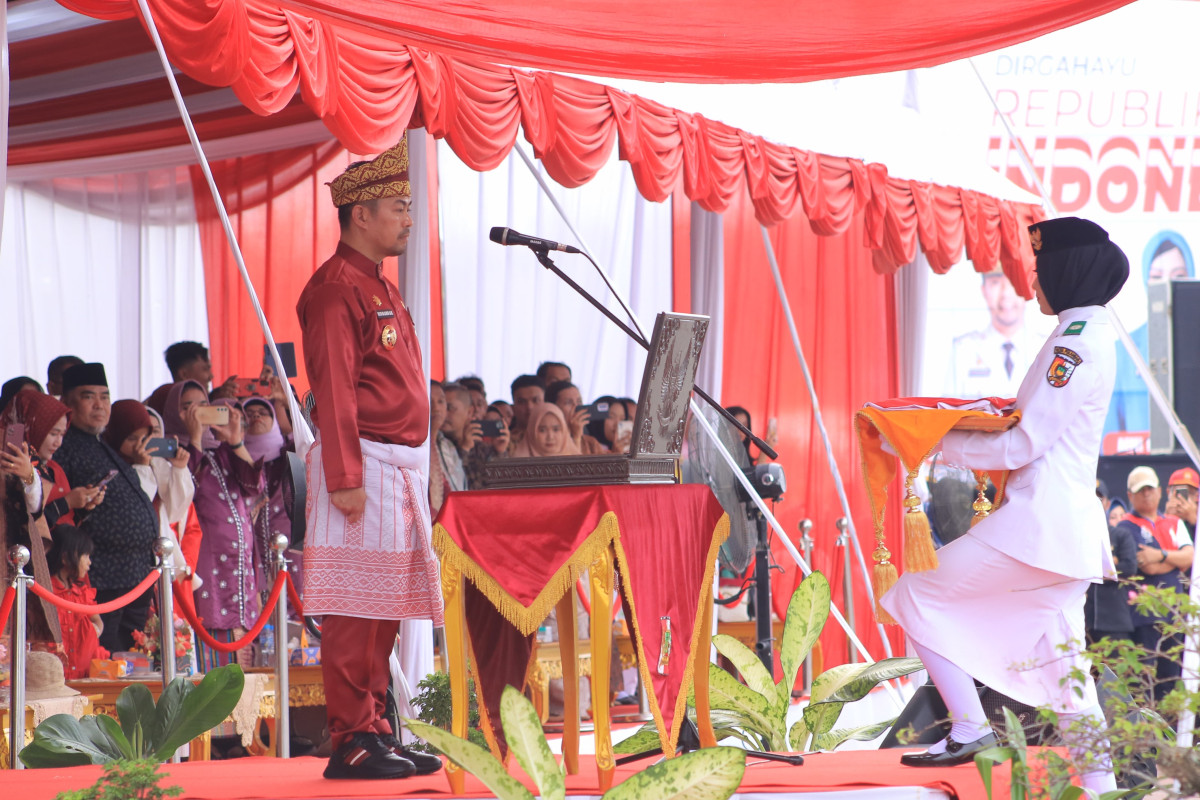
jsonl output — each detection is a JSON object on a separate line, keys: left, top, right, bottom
{"left": 303, "top": 437, "right": 443, "bottom": 624}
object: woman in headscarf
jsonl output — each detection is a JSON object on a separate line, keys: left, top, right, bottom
{"left": 882, "top": 217, "right": 1129, "bottom": 793}
{"left": 0, "top": 376, "right": 43, "bottom": 416}
{"left": 145, "top": 406, "right": 203, "bottom": 616}
{"left": 242, "top": 396, "right": 300, "bottom": 594}
{"left": 166, "top": 380, "right": 265, "bottom": 668}
{"left": 510, "top": 403, "right": 580, "bottom": 458}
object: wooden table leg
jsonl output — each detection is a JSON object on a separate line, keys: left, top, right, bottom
{"left": 555, "top": 591, "right": 580, "bottom": 775}
{"left": 590, "top": 546, "right": 615, "bottom": 792}
{"left": 694, "top": 583, "right": 718, "bottom": 749}
{"left": 441, "top": 561, "right": 468, "bottom": 795}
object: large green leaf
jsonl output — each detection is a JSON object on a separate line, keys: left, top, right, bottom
{"left": 711, "top": 634, "right": 777, "bottom": 705}
{"left": 17, "top": 739, "right": 92, "bottom": 768}
{"left": 787, "top": 718, "right": 809, "bottom": 752}
{"left": 809, "top": 664, "right": 862, "bottom": 704}
{"left": 801, "top": 701, "right": 844, "bottom": 736}
{"left": 116, "top": 682, "right": 157, "bottom": 757}
{"left": 811, "top": 717, "right": 895, "bottom": 751}
{"left": 706, "top": 662, "right": 780, "bottom": 742}
{"left": 404, "top": 718, "right": 534, "bottom": 800}
{"left": 20, "top": 714, "right": 127, "bottom": 766}
{"left": 93, "top": 713, "right": 135, "bottom": 760}
{"left": 778, "top": 572, "right": 830, "bottom": 711}
{"left": 151, "top": 664, "right": 245, "bottom": 760}
{"left": 822, "top": 657, "right": 924, "bottom": 703}
{"left": 604, "top": 746, "right": 746, "bottom": 800}
{"left": 614, "top": 728, "right": 664, "bottom": 755}
{"left": 500, "top": 686, "right": 564, "bottom": 800}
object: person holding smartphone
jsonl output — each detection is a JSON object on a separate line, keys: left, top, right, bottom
{"left": 297, "top": 137, "right": 443, "bottom": 780}
{"left": 1164, "top": 467, "right": 1199, "bottom": 539}
{"left": 52, "top": 363, "right": 161, "bottom": 652}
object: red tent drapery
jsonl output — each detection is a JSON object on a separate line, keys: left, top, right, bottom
{"left": 56, "top": 0, "right": 1133, "bottom": 84}
{"left": 25, "top": 6, "right": 1050, "bottom": 288}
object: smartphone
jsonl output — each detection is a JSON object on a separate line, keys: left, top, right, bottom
{"left": 195, "top": 405, "right": 230, "bottom": 426}
{"left": 145, "top": 437, "right": 179, "bottom": 458}
{"left": 264, "top": 342, "right": 298, "bottom": 379}
{"left": 1177, "top": 488, "right": 1192, "bottom": 501}
{"left": 585, "top": 401, "right": 611, "bottom": 420}
{"left": 239, "top": 379, "right": 271, "bottom": 398}
{"left": 479, "top": 418, "right": 504, "bottom": 438}
{"left": 4, "top": 423, "right": 25, "bottom": 453}
{"left": 617, "top": 420, "right": 634, "bottom": 440}
{"left": 94, "top": 469, "right": 120, "bottom": 490}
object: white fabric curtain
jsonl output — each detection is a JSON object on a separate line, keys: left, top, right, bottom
{"left": 436, "top": 142, "right": 672, "bottom": 404}
{"left": 398, "top": 130, "right": 433, "bottom": 380}
{"left": 689, "top": 203, "right": 724, "bottom": 401}
{"left": 0, "top": 169, "right": 207, "bottom": 399}
{"left": 894, "top": 252, "right": 929, "bottom": 397}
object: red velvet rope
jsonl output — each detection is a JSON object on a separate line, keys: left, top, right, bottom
{"left": 284, "top": 572, "right": 303, "bottom": 617}
{"left": 175, "top": 572, "right": 287, "bottom": 653}
{"left": 29, "top": 569, "right": 160, "bottom": 615}
{"left": 0, "top": 584, "right": 15, "bottom": 633}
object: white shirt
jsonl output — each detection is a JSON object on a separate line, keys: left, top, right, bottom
{"left": 946, "top": 323, "right": 1039, "bottom": 399}
{"left": 940, "top": 305, "right": 1115, "bottom": 582}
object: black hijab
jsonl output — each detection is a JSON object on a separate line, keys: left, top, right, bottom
{"left": 1029, "top": 217, "right": 1129, "bottom": 314}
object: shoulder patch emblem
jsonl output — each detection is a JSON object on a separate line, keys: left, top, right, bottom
{"left": 1064, "top": 320, "right": 1087, "bottom": 336}
{"left": 1047, "top": 346, "right": 1082, "bottom": 388}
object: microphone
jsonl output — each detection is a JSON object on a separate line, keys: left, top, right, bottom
{"left": 489, "top": 227, "right": 581, "bottom": 254}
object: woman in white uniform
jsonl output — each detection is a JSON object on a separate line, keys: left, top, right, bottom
{"left": 882, "top": 217, "right": 1129, "bottom": 791}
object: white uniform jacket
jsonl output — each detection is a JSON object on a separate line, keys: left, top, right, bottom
{"left": 940, "top": 305, "right": 1116, "bottom": 583}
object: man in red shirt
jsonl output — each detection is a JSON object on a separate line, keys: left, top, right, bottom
{"left": 297, "top": 137, "right": 443, "bottom": 780}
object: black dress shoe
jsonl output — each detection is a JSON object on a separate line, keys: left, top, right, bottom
{"left": 900, "top": 732, "right": 999, "bottom": 767}
{"left": 323, "top": 732, "right": 417, "bottom": 779}
{"left": 380, "top": 734, "right": 444, "bottom": 775}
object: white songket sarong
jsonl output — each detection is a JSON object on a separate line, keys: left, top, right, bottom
{"left": 304, "top": 437, "right": 443, "bottom": 623}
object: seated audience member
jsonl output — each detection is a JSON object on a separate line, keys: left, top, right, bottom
{"left": 546, "top": 380, "right": 596, "bottom": 453}
{"left": 46, "top": 356, "right": 84, "bottom": 399}
{"left": 537, "top": 361, "right": 572, "bottom": 387}
{"left": 1, "top": 376, "right": 44, "bottom": 415}
{"left": 726, "top": 405, "right": 779, "bottom": 465}
{"left": 145, "top": 407, "right": 201, "bottom": 601}
{"left": 1085, "top": 488, "right": 1137, "bottom": 643}
{"left": 1107, "top": 498, "right": 1128, "bottom": 529}
{"left": 429, "top": 381, "right": 451, "bottom": 515}
{"left": 454, "top": 375, "right": 489, "bottom": 421}
{"left": 583, "top": 395, "right": 632, "bottom": 454}
{"left": 1117, "top": 466, "right": 1195, "bottom": 701}
{"left": 491, "top": 400, "right": 514, "bottom": 430}
{"left": 48, "top": 524, "right": 111, "bottom": 679}
{"left": 243, "top": 396, "right": 299, "bottom": 585}
{"left": 509, "top": 375, "right": 545, "bottom": 445}
{"left": 162, "top": 341, "right": 240, "bottom": 402}
{"left": 511, "top": 403, "right": 580, "bottom": 457}
{"left": 54, "top": 363, "right": 160, "bottom": 652}
{"left": 1165, "top": 467, "right": 1199, "bottom": 539}
{"left": 437, "top": 382, "right": 472, "bottom": 492}
{"left": 443, "top": 381, "right": 508, "bottom": 490}
{"left": 167, "top": 381, "right": 266, "bottom": 668}
{"left": 5, "top": 391, "right": 101, "bottom": 528}
{"left": 105, "top": 401, "right": 194, "bottom": 596}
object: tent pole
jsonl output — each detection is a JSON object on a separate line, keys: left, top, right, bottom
{"left": 758, "top": 225, "right": 894, "bottom": 659}
{"left": 972, "top": 58, "right": 1200, "bottom": 744}
{"left": 512, "top": 147, "right": 899, "bottom": 680}
{"left": 134, "top": 0, "right": 313, "bottom": 453}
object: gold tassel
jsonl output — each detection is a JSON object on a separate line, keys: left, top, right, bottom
{"left": 872, "top": 542, "right": 898, "bottom": 625}
{"left": 902, "top": 473, "right": 939, "bottom": 572}
{"left": 970, "top": 471, "right": 994, "bottom": 528}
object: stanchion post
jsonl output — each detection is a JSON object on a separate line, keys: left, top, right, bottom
{"left": 835, "top": 518, "right": 856, "bottom": 664}
{"left": 154, "top": 539, "right": 180, "bottom": 764}
{"left": 798, "top": 519, "right": 814, "bottom": 692}
{"left": 271, "top": 534, "right": 290, "bottom": 759}
{"left": 8, "top": 545, "right": 31, "bottom": 770}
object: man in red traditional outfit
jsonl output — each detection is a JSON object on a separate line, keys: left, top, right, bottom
{"left": 297, "top": 136, "right": 444, "bottom": 780}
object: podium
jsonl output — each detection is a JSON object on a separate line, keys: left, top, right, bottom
{"left": 433, "top": 484, "right": 728, "bottom": 792}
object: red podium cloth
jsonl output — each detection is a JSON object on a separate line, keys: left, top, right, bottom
{"left": 433, "top": 484, "right": 728, "bottom": 754}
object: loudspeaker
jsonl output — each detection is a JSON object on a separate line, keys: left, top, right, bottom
{"left": 1148, "top": 278, "right": 1200, "bottom": 451}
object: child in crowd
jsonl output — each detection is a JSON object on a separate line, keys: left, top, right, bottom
{"left": 48, "top": 524, "right": 110, "bottom": 679}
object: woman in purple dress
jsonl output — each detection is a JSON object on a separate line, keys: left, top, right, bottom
{"left": 164, "top": 381, "right": 265, "bottom": 669}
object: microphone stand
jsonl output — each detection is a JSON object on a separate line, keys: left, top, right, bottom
{"left": 530, "top": 247, "right": 777, "bottom": 460}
